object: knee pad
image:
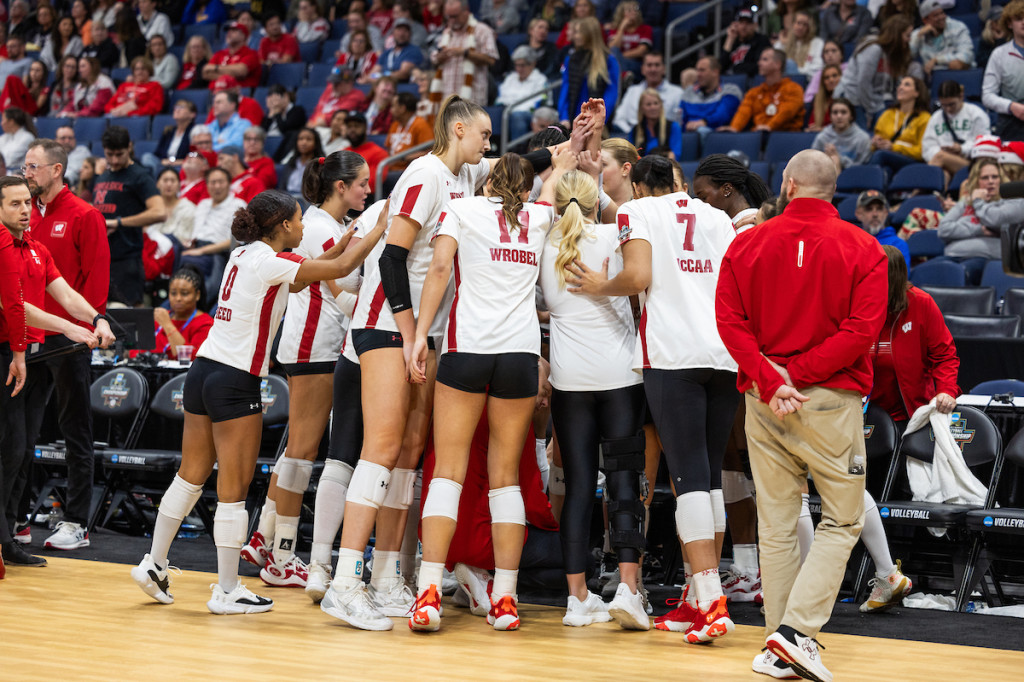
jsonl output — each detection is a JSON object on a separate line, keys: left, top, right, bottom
{"left": 863, "top": 489, "right": 877, "bottom": 513}
{"left": 320, "top": 459, "right": 354, "bottom": 488}
{"left": 674, "top": 491, "right": 715, "bottom": 545}
{"left": 347, "top": 460, "right": 392, "bottom": 510}
{"left": 213, "top": 501, "right": 249, "bottom": 550}
{"left": 159, "top": 475, "right": 204, "bottom": 521}
{"left": 721, "top": 470, "right": 753, "bottom": 504}
{"left": 383, "top": 468, "right": 416, "bottom": 510}
{"left": 270, "top": 451, "right": 287, "bottom": 474}
{"left": 422, "top": 477, "right": 462, "bottom": 521}
{"left": 549, "top": 465, "right": 565, "bottom": 496}
{"left": 488, "top": 486, "right": 526, "bottom": 526}
{"left": 276, "top": 456, "right": 314, "bottom": 495}
{"left": 710, "top": 488, "right": 726, "bottom": 534}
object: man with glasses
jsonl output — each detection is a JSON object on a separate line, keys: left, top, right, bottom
{"left": 241, "top": 128, "right": 278, "bottom": 191}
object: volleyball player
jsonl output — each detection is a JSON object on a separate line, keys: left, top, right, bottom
{"left": 538, "top": 169, "right": 648, "bottom": 629}
{"left": 691, "top": 154, "right": 771, "bottom": 234}
{"left": 568, "top": 155, "right": 740, "bottom": 643}
{"left": 131, "top": 189, "right": 387, "bottom": 615}
{"left": 407, "top": 151, "right": 568, "bottom": 632}
{"left": 241, "top": 151, "right": 371, "bottom": 589}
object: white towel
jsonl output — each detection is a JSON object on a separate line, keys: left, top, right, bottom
{"left": 904, "top": 401, "right": 988, "bottom": 506}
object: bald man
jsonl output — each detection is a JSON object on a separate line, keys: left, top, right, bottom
{"left": 715, "top": 150, "right": 887, "bottom": 682}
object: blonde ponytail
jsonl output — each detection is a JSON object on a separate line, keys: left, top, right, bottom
{"left": 551, "top": 170, "right": 599, "bottom": 288}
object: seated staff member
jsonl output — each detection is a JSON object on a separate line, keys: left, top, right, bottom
{"left": 130, "top": 189, "right": 387, "bottom": 616}
{"left": 151, "top": 265, "right": 213, "bottom": 361}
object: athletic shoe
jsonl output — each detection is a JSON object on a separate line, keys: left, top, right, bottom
{"left": 259, "top": 551, "right": 309, "bottom": 588}
{"left": 654, "top": 587, "right": 698, "bottom": 632}
{"left": 454, "top": 562, "right": 492, "bottom": 617}
{"left": 684, "top": 596, "right": 734, "bottom": 643}
{"left": 321, "top": 581, "right": 394, "bottom": 631}
{"left": 860, "top": 560, "right": 912, "bottom": 613}
{"left": 752, "top": 649, "right": 801, "bottom": 679}
{"left": 442, "top": 568, "right": 459, "bottom": 595}
{"left": 130, "top": 553, "right": 177, "bottom": 604}
{"left": 240, "top": 531, "right": 270, "bottom": 569}
{"left": 488, "top": 594, "right": 520, "bottom": 631}
{"left": 608, "top": 583, "right": 650, "bottom": 630}
{"left": 2, "top": 542, "right": 47, "bottom": 567}
{"left": 639, "top": 582, "right": 654, "bottom": 616}
{"left": 305, "top": 560, "right": 332, "bottom": 604}
{"left": 207, "top": 582, "right": 274, "bottom": 615}
{"left": 408, "top": 584, "right": 442, "bottom": 632}
{"left": 562, "top": 591, "right": 612, "bottom": 627}
{"left": 13, "top": 523, "right": 31, "bottom": 545}
{"left": 766, "top": 626, "right": 832, "bottom": 682}
{"left": 369, "top": 578, "right": 417, "bottom": 617}
{"left": 722, "top": 568, "right": 762, "bottom": 603}
{"left": 43, "top": 521, "right": 89, "bottom": 550}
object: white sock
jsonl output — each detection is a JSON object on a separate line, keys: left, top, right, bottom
{"left": 371, "top": 550, "right": 401, "bottom": 588}
{"left": 861, "top": 491, "right": 896, "bottom": 577}
{"left": 493, "top": 567, "right": 519, "bottom": 599}
{"left": 418, "top": 560, "right": 445, "bottom": 593}
{"left": 535, "top": 438, "right": 549, "bottom": 490}
{"left": 311, "top": 476, "right": 348, "bottom": 567}
{"left": 733, "top": 543, "right": 759, "bottom": 576}
{"left": 692, "top": 568, "right": 723, "bottom": 612}
{"left": 217, "top": 546, "right": 240, "bottom": 592}
{"left": 273, "top": 515, "right": 299, "bottom": 562}
{"left": 257, "top": 498, "right": 277, "bottom": 542}
{"left": 334, "top": 548, "right": 365, "bottom": 589}
{"left": 683, "top": 561, "right": 695, "bottom": 606}
{"left": 150, "top": 512, "right": 181, "bottom": 568}
{"left": 798, "top": 493, "right": 814, "bottom": 564}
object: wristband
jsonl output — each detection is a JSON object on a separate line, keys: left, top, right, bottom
{"left": 117, "top": 217, "right": 123, "bottom": 228}
{"left": 93, "top": 313, "right": 109, "bottom": 327}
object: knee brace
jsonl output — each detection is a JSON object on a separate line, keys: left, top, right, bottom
{"left": 721, "top": 470, "right": 753, "bottom": 504}
{"left": 422, "top": 477, "right": 462, "bottom": 521}
{"left": 549, "top": 465, "right": 565, "bottom": 495}
{"left": 710, "top": 489, "right": 726, "bottom": 534}
{"left": 601, "top": 435, "right": 647, "bottom": 555}
{"left": 159, "top": 475, "right": 204, "bottom": 521}
{"left": 383, "top": 468, "right": 416, "bottom": 510}
{"left": 488, "top": 486, "right": 526, "bottom": 526}
{"left": 213, "top": 501, "right": 249, "bottom": 550}
{"left": 320, "top": 459, "right": 354, "bottom": 488}
{"left": 275, "top": 456, "right": 314, "bottom": 495}
{"left": 347, "top": 461, "right": 392, "bottom": 510}
{"left": 674, "top": 491, "right": 715, "bottom": 545}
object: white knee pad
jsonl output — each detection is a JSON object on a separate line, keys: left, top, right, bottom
{"left": 270, "top": 451, "right": 287, "bottom": 474}
{"left": 383, "top": 468, "right": 417, "bottom": 510}
{"left": 674, "top": 491, "right": 715, "bottom": 545}
{"left": 347, "top": 460, "right": 392, "bottom": 510}
{"left": 421, "top": 478, "right": 462, "bottom": 522}
{"left": 863, "top": 489, "right": 877, "bottom": 513}
{"left": 213, "top": 501, "right": 249, "bottom": 550}
{"left": 549, "top": 465, "right": 565, "bottom": 496}
{"left": 710, "top": 488, "right": 726, "bottom": 534}
{"left": 721, "top": 470, "right": 753, "bottom": 504}
{"left": 159, "top": 475, "right": 203, "bottom": 521}
{"left": 488, "top": 486, "right": 526, "bottom": 526}
{"left": 320, "top": 459, "right": 354, "bottom": 488}
{"left": 276, "top": 456, "right": 314, "bottom": 494}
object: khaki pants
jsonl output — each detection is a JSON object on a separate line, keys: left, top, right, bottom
{"left": 745, "top": 386, "right": 866, "bottom": 638}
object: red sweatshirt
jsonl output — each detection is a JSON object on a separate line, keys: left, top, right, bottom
{"left": 0, "top": 227, "right": 26, "bottom": 351}
{"left": 716, "top": 197, "right": 887, "bottom": 402}
{"left": 104, "top": 80, "right": 166, "bottom": 116}
{"left": 29, "top": 186, "right": 110, "bottom": 335}
{"left": 2, "top": 234, "right": 62, "bottom": 344}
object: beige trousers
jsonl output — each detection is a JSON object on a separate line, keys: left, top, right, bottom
{"left": 745, "top": 386, "right": 866, "bottom": 638}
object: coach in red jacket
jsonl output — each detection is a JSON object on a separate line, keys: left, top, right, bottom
{"left": 716, "top": 149, "right": 887, "bottom": 681}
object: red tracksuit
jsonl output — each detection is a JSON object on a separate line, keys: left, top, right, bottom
{"left": 4, "top": 234, "right": 62, "bottom": 344}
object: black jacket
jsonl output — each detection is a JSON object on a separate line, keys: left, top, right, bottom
{"left": 155, "top": 123, "right": 194, "bottom": 162}
{"left": 261, "top": 104, "right": 307, "bottom": 163}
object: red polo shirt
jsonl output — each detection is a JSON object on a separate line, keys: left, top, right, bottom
{"left": 0, "top": 227, "right": 26, "bottom": 351}
{"left": 1, "top": 233, "right": 62, "bottom": 344}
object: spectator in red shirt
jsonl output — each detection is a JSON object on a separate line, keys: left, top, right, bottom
{"left": 177, "top": 35, "right": 212, "bottom": 90}
{"left": 259, "top": 14, "right": 301, "bottom": 66}
{"left": 151, "top": 265, "right": 214, "bottom": 360}
{"left": 241, "top": 127, "right": 278, "bottom": 191}
{"left": 202, "top": 21, "right": 261, "bottom": 89}
{"left": 556, "top": 0, "right": 598, "bottom": 49}
{"left": 181, "top": 146, "right": 216, "bottom": 204}
{"left": 309, "top": 69, "right": 368, "bottom": 128}
{"left": 605, "top": 1, "right": 652, "bottom": 74}
{"left": 218, "top": 145, "right": 266, "bottom": 201}
{"left": 104, "top": 56, "right": 165, "bottom": 117}
{"left": 204, "top": 75, "right": 264, "bottom": 127}
{"left": 345, "top": 112, "right": 388, "bottom": 192}
{"left": 72, "top": 56, "right": 116, "bottom": 117}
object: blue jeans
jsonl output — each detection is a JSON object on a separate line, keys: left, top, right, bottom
{"left": 871, "top": 149, "right": 918, "bottom": 180}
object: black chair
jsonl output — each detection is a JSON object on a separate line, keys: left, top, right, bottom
{"left": 944, "top": 313, "right": 1021, "bottom": 338}
{"left": 1001, "top": 288, "right": 1024, "bottom": 319}
{"left": 921, "top": 286, "right": 996, "bottom": 316}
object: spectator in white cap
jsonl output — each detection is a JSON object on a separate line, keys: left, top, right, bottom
{"left": 911, "top": 0, "right": 975, "bottom": 77}
{"left": 922, "top": 79, "right": 992, "bottom": 182}
{"left": 496, "top": 45, "right": 551, "bottom": 143}
{"left": 982, "top": 0, "right": 1024, "bottom": 141}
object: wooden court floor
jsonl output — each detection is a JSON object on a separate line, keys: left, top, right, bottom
{"left": 2, "top": 557, "right": 1022, "bottom": 681}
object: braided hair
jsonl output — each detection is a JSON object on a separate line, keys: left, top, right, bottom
{"left": 170, "top": 263, "right": 206, "bottom": 311}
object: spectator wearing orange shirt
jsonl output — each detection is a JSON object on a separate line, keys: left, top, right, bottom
{"left": 104, "top": 56, "right": 165, "bottom": 117}
{"left": 386, "top": 92, "right": 432, "bottom": 171}
{"left": 721, "top": 48, "right": 805, "bottom": 133}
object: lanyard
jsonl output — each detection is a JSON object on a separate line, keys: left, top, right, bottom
{"left": 162, "top": 309, "right": 197, "bottom": 354}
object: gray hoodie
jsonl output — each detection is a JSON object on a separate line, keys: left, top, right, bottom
{"left": 834, "top": 43, "right": 924, "bottom": 116}
{"left": 812, "top": 123, "right": 872, "bottom": 167}
{"left": 938, "top": 197, "right": 1024, "bottom": 259}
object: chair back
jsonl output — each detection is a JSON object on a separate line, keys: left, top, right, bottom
{"left": 900, "top": 405, "right": 1001, "bottom": 469}
{"left": 150, "top": 374, "right": 188, "bottom": 421}
{"left": 969, "top": 379, "right": 1024, "bottom": 396}
{"left": 910, "top": 259, "right": 967, "bottom": 287}
{"left": 943, "top": 313, "right": 1021, "bottom": 338}
{"left": 920, "top": 286, "right": 996, "bottom": 316}
{"left": 260, "top": 374, "right": 290, "bottom": 426}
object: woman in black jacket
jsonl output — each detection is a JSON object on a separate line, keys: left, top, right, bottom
{"left": 261, "top": 85, "right": 308, "bottom": 163}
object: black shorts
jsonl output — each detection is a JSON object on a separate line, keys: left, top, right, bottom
{"left": 436, "top": 352, "right": 538, "bottom": 399}
{"left": 182, "top": 357, "right": 263, "bottom": 423}
{"left": 282, "top": 361, "right": 337, "bottom": 376}
{"left": 351, "top": 328, "right": 435, "bottom": 355}
{"left": 109, "top": 257, "right": 145, "bottom": 307}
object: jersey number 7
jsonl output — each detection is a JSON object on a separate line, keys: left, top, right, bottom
{"left": 676, "top": 213, "right": 695, "bottom": 251}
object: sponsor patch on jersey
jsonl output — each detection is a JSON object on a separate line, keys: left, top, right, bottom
{"left": 50, "top": 221, "right": 68, "bottom": 238}
{"left": 617, "top": 214, "right": 631, "bottom": 243}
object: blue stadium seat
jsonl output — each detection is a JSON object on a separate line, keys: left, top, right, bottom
{"left": 321, "top": 39, "right": 341, "bottom": 63}
{"left": 679, "top": 132, "right": 699, "bottom": 161}
{"left": 134, "top": 140, "right": 158, "bottom": 157}
{"left": 168, "top": 44, "right": 185, "bottom": 63}
{"left": 836, "top": 164, "right": 885, "bottom": 195}
{"left": 703, "top": 131, "right": 761, "bottom": 159}
{"left": 264, "top": 137, "right": 283, "bottom": 157}
{"left": 276, "top": 164, "right": 291, "bottom": 190}
{"left": 888, "top": 193, "right": 943, "bottom": 227}
{"left": 36, "top": 117, "right": 62, "bottom": 139}
{"left": 309, "top": 63, "right": 335, "bottom": 86}
{"left": 151, "top": 114, "right": 175, "bottom": 138}
{"left": 762, "top": 132, "right": 817, "bottom": 164}
{"left": 889, "top": 164, "right": 945, "bottom": 195}
{"left": 930, "top": 68, "right": 983, "bottom": 101}
{"left": 720, "top": 73, "right": 747, "bottom": 91}
{"left": 484, "top": 105, "right": 505, "bottom": 139}
{"left": 368, "top": 134, "right": 387, "bottom": 148}
{"left": 771, "top": 162, "right": 785, "bottom": 194}
{"left": 950, "top": 165, "right": 970, "bottom": 198}
{"left": 296, "top": 86, "right": 323, "bottom": 115}
{"left": 174, "top": 88, "right": 210, "bottom": 114}
{"left": 749, "top": 161, "right": 770, "bottom": 184}
{"left": 267, "top": 63, "right": 307, "bottom": 87}
{"left": 184, "top": 24, "right": 219, "bottom": 44}
{"left": 980, "top": 260, "right": 1024, "bottom": 301}
{"left": 109, "top": 117, "right": 149, "bottom": 141}
{"left": 397, "top": 82, "right": 419, "bottom": 96}
{"left": 74, "top": 117, "right": 108, "bottom": 144}
{"left": 299, "top": 41, "right": 321, "bottom": 64}
{"left": 498, "top": 33, "right": 526, "bottom": 55}
{"left": 680, "top": 161, "right": 699, "bottom": 182}
{"left": 836, "top": 195, "right": 859, "bottom": 223}
{"left": 111, "top": 67, "right": 131, "bottom": 83}
{"left": 970, "top": 379, "right": 1024, "bottom": 396}
{"left": 906, "top": 229, "right": 946, "bottom": 259}
{"left": 251, "top": 87, "right": 269, "bottom": 106}
{"left": 909, "top": 259, "right": 967, "bottom": 287}
{"left": 330, "top": 19, "right": 348, "bottom": 40}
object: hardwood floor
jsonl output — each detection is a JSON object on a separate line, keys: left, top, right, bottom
{"left": 2, "top": 557, "right": 1021, "bottom": 681}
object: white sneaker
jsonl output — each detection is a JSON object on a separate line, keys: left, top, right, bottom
{"left": 562, "top": 590, "right": 612, "bottom": 627}
{"left": 752, "top": 650, "right": 800, "bottom": 679}
{"left": 722, "top": 568, "right": 761, "bottom": 603}
{"left": 369, "top": 577, "right": 417, "bottom": 617}
{"left": 44, "top": 521, "right": 90, "bottom": 550}
{"left": 453, "top": 562, "right": 492, "bottom": 617}
{"left": 766, "top": 628, "right": 832, "bottom": 682}
{"left": 607, "top": 583, "right": 651, "bottom": 630}
{"left": 442, "top": 568, "right": 459, "bottom": 595}
{"left": 259, "top": 551, "right": 309, "bottom": 588}
{"left": 305, "top": 560, "right": 332, "bottom": 604}
{"left": 206, "top": 582, "right": 274, "bottom": 615}
{"left": 860, "top": 560, "right": 912, "bottom": 613}
{"left": 321, "top": 580, "right": 394, "bottom": 631}
{"left": 130, "top": 554, "right": 178, "bottom": 604}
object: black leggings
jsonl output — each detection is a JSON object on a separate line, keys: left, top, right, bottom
{"left": 551, "top": 384, "right": 645, "bottom": 574}
{"left": 327, "top": 356, "right": 363, "bottom": 467}
{"left": 643, "top": 368, "right": 740, "bottom": 495}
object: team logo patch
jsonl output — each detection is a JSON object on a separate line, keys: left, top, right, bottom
{"left": 902, "top": 321, "right": 913, "bottom": 333}
{"left": 172, "top": 388, "right": 184, "bottom": 412}
{"left": 260, "top": 380, "right": 277, "bottom": 414}
{"left": 617, "top": 214, "right": 631, "bottom": 243}
{"left": 863, "top": 424, "right": 875, "bottom": 438}
{"left": 50, "top": 221, "right": 68, "bottom": 238}
{"left": 101, "top": 373, "right": 130, "bottom": 408}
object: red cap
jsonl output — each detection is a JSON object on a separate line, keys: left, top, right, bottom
{"left": 188, "top": 148, "right": 218, "bottom": 167}
{"left": 210, "top": 74, "right": 240, "bottom": 91}
{"left": 225, "top": 21, "right": 250, "bottom": 39}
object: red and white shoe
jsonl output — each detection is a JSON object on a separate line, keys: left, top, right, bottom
{"left": 654, "top": 585, "right": 698, "bottom": 632}
{"left": 259, "top": 551, "right": 309, "bottom": 587}
{"left": 13, "top": 524, "right": 31, "bottom": 545}
{"left": 409, "top": 584, "right": 443, "bottom": 632}
{"left": 722, "top": 569, "right": 762, "bottom": 603}
{"left": 488, "top": 594, "right": 520, "bottom": 631}
{"left": 240, "top": 531, "right": 270, "bottom": 569}
{"left": 684, "top": 596, "right": 735, "bottom": 644}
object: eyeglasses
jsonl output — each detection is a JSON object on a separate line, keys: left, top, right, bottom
{"left": 20, "top": 163, "right": 55, "bottom": 175}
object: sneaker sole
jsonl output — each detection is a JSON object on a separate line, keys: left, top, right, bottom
{"left": 321, "top": 597, "right": 395, "bottom": 631}
{"left": 654, "top": 621, "right": 691, "bottom": 632}
{"left": 130, "top": 565, "right": 173, "bottom": 604}
{"left": 608, "top": 604, "right": 650, "bottom": 631}
{"left": 259, "top": 571, "right": 307, "bottom": 588}
{"left": 492, "top": 616, "right": 519, "bottom": 631}
{"left": 240, "top": 547, "right": 267, "bottom": 569}
{"left": 766, "top": 637, "right": 831, "bottom": 682}
{"left": 562, "top": 612, "right": 612, "bottom": 627}
{"left": 305, "top": 582, "right": 329, "bottom": 604}
{"left": 685, "top": 617, "right": 735, "bottom": 644}
{"left": 44, "top": 539, "right": 90, "bottom": 550}
{"left": 207, "top": 600, "right": 274, "bottom": 615}
{"left": 752, "top": 662, "right": 801, "bottom": 680}
{"left": 13, "top": 536, "right": 30, "bottom": 545}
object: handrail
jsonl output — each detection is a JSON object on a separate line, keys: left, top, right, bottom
{"left": 500, "top": 77, "right": 562, "bottom": 153}
{"left": 374, "top": 139, "right": 435, "bottom": 201}
{"left": 664, "top": 0, "right": 726, "bottom": 76}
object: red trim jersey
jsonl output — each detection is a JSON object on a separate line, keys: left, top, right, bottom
{"left": 618, "top": 192, "right": 737, "bottom": 372}
{"left": 434, "top": 197, "right": 554, "bottom": 356}
{"left": 197, "top": 241, "right": 306, "bottom": 376}
{"left": 350, "top": 154, "right": 490, "bottom": 338}
{"left": 539, "top": 223, "right": 640, "bottom": 391}
{"left": 341, "top": 199, "right": 388, "bottom": 365}
{"left": 277, "top": 205, "right": 348, "bottom": 365}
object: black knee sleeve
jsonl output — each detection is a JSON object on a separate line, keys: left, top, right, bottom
{"left": 601, "top": 434, "right": 646, "bottom": 560}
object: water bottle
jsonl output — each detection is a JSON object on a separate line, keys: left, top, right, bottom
{"left": 47, "top": 501, "right": 64, "bottom": 529}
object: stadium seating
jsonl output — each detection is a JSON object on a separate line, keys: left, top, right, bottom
{"left": 836, "top": 164, "right": 885, "bottom": 195}
{"left": 267, "top": 63, "right": 307, "bottom": 87}
{"left": 174, "top": 89, "right": 210, "bottom": 115}
{"left": 36, "top": 117, "right": 63, "bottom": 139}
{"left": 980, "top": 260, "right": 1024, "bottom": 301}
{"left": 703, "top": 131, "right": 760, "bottom": 159}
{"left": 910, "top": 259, "right": 967, "bottom": 287}
{"left": 1002, "top": 288, "right": 1024, "bottom": 319}
{"left": 679, "top": 132, "right": 699, "bottom": 161}
{"left": 943, "top": 313, "right": 1021, "bottom": 338}
{"left": 907, "top": 229, "right": 946, "bottom": 260}
{"left": 762, "top": 132, "right": 817, "bottom": 164}
{"left": 890, "top": 194, "right": 943, "bottom": 228}
{"left": 922, "top": 286, "right": 996, "bottom": 315}
{"left": 74, "top": 117, "right": 107, "bottom": 142}
{"left": 836, "top": 195, "right": 859, "bottom": 223}
{"left": 930, "top": 68, "right": 984, "bottom": 102}
{"left": 969, "top": 379, "right": 1024, "bottom": 396}
{"left": 109, "top": 117, "right": 149, "bottom": 141}
{"left": 299, "top": 41, "right": 321, "bottom": 65}
{"left": 889, "top": 164, "right": 946, "bottom": 196}
{"left": 309, "top": 63, "right": 336, "bottom": 86}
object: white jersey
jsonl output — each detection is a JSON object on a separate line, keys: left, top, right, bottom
{"left": 435, "top": 197, "right": 554, "bottom": 355}
{"left": 349, "top": 153, "right": 490, "bottom": 336}
{"left": 617, "top": 192, "right": 737, "bottom": 372}
{"left": 198, "top": 241, "right": 305, "bottom": 376}
{"left": 539, "top": 223, "right": 641, "bottom": 392}
{"left": 341, "top": 199, "right": 388, "bottom": 365}
{"left": 276, "top": 205, "right": 348, "bottom": 365}
{"left": 732, "top": 207, "right": 759, "bottom": 234}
